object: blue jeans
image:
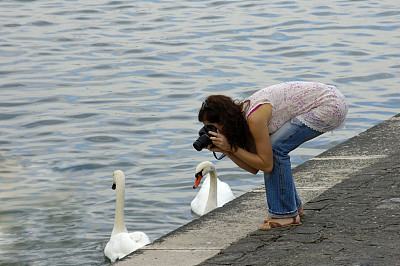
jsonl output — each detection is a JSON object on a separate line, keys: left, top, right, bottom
{"left": 264, "top": 117, "right": 323, "bottom": 218}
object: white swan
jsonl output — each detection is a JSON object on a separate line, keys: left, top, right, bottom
{"left": 104, "top": 170, "right": 150, "bottom": 263}
{"left": 190, "top": 161, "right": 235, "bottom": 216}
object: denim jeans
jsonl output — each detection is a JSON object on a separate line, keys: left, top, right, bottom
{"left": 264, "top": 117, "right": 323, "bottom": 218}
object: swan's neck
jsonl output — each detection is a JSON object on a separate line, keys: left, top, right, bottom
{"left": 111, "top": 183, "right": 128, "bottom": 237}
{"left": 204, "top": 170, "right": 218, "bottom": 214}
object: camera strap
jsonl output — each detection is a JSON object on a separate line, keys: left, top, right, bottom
{"left": 213, "top": 151, "right": 226, "bottom": 160}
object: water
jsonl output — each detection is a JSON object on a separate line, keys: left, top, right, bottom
{"left": 0, "top": 0, "right": 399, "bottom": 264}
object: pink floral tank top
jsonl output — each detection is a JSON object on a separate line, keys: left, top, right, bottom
{"left": 244, "top": 82, "right": 348, "bottom": 133}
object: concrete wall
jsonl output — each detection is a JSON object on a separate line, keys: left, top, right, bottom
{"left": 116, "top": 113, "right": 400, "bottom": 266}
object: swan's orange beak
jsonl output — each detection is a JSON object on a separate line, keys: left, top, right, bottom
{"left": 193, "top": 172, "right": 203, "bottom": 189}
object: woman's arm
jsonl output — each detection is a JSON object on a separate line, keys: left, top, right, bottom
{"left": 208, "top": 132, "right": 259, "bottom": 174}
{"left": 226, "top": 151, "right": 259, "bottom": 174}
{"left": 209, "top": 103, "right": 274, "bottom": 174}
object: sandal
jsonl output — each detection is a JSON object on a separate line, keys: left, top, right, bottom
{"left": 263, "top": 209, "right": 306, "bottom": 223}
{"left": 259, "top": 217, "right": 302, "bottom": 230}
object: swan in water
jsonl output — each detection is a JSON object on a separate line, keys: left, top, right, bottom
{"left": 104, "top": 170, "right": 150, "bottom": 263}
{"left": 191, "top": 161, "right": 235, "bottom": 216}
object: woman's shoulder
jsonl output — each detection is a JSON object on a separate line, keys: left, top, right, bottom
{"left": 247, "top": 103, "right": 272, "bottom": 123}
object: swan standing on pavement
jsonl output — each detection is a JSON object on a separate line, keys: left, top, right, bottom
{"left": 104, "top": 170, "right": 150, "bottom": 263}
{"left": 191, "top": 161, "right": 235, "bottom": 216}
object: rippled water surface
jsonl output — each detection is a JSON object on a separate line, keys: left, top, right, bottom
{"left": 1, "top": 0, "right": 399, "bottom": 264}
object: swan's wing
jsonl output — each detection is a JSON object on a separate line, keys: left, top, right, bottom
{"left": 104, "top": 240, "right": 120, "bottom": 263}
{"left": 217, "top": 179, "right": 235, "bottom": 206}
{"left": 104, "top": 233, "right": 141, "bottom": 262}
{"left": 129, "top": 231, "right": 151, "bottom": 247}
{"left": 190, "top": 175, "right": 210, "bottom": 216}
{"left": 190, "top": 196, "right": 201, "bottom": 216}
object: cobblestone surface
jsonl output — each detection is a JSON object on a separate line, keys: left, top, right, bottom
{"left": 199, "top": 151, "right": 400, "bottom": 266}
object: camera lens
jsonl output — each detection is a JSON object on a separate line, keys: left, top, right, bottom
{"left": 193, "top": 125, "right": 217, "bottom": 151}
{"left": 193, "top": 134, "right": 210, "bottom": 151}
{"left": 193, "top": 140, "right": 203, "bottom": 151}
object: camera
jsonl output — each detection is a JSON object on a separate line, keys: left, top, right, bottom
{"left": 193, "top": 125, "right": 217, "bottom": 151}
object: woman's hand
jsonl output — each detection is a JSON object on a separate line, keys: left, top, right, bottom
{"left": 208, "top": 130, "right": 232, "bottom": 152}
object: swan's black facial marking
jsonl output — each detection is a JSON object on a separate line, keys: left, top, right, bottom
{"left": 193, "top": 170, "right": 203, "bottom": 189}
{"left": 112, "top": 183, "right": 116, "bottom": 190}
{"left": 195, "top": 170, "right": 203, "bottom": 178}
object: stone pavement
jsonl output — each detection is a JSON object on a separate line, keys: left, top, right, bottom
{"left": 117, "top": 114, "right": 400, "bottom": 266}
{"left": 200, "top": 150, "right": 400, "bottom": 265}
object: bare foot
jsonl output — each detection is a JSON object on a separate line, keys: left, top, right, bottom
{"left": 260, "top": 215, "right": 302, "bottom": 230}
{"left": 263, "top": 208, "right": 305, "bottom": 223}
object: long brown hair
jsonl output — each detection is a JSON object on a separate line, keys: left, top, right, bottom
{"left": 198, "top": 95, "right": 251, "bottom": 151}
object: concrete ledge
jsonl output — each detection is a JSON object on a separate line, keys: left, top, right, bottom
{"left": 116, "top": 114, "right": 400, "bottom": 266}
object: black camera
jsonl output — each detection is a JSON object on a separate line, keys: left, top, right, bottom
{"left": 193, "top": 125, "right": 217, "bottom": 151}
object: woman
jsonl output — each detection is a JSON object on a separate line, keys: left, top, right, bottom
{"left": 198, "top": 81, "right": 348, "bottom": 230}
